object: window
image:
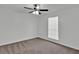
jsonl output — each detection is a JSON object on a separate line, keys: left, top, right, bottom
{"left": 48, "top": 16, "right": 59, "bottom": 40}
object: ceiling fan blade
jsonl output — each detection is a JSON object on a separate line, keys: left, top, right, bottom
{"left": 24, "top": 7, "right": 34, "bottom": 10}
{"left": 29, "top": 11, "right": 34, "bottom": 13}
{"left": 39, "top": 9, "right": 48, "bottom": 11}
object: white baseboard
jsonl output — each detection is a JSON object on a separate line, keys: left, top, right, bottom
{"left": 0, "top": 36, "right": 37, "bottom": 46}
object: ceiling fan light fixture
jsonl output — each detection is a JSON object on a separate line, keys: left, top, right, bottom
{"left": 24, "top": 4, "right": 48, "bottom": 15}
{"left": 36, "top": 5, "right": 40, "bottom": 9}
{"left": 32, "top": 11, "right": 39, "bottom": 15}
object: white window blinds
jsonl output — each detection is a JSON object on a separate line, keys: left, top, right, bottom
{"left": 48, "top": 16, "right": 59, "bottom": 40}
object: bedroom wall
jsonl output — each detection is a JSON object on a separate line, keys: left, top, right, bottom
{"left": 38, "top": 6, "right": 79, "bottom": 50}
{"left": 0, "top": 8, "right": 38, "bottom": 45}
{"left": 1, "top": 5, "right": 79, "bottom": 50}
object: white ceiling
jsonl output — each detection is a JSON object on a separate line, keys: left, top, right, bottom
{"left": 0, "top": 4, "right": 79, "bottom": 15}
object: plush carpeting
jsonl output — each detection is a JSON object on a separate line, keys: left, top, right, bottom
{"left": 0, "top": 37, "right": 79, "bottom": 54}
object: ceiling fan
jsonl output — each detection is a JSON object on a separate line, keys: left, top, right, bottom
{"left": 24, "top": 4, "right": 48, "bottom": 15}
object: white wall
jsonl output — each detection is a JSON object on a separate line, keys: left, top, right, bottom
{"left": 0, "top": 8, "right": 38, "bottom": 45}
{"left": 38, "top": 6, "right": 79, "bottom": 50}
{"left": 1, "top": 5, "right": 79, "bottom": 50}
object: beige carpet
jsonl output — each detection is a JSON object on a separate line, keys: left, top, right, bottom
{"left": 0, "top": 37, "right": 79, "bottom": 54}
